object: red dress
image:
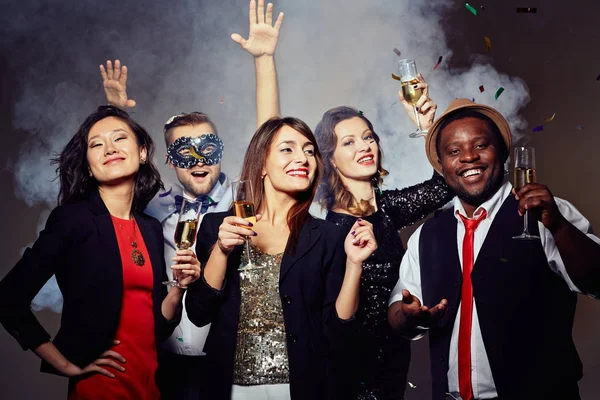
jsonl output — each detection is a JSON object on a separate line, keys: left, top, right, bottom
{"left": 68, "top": 216, "right": 160, "bottom": 400}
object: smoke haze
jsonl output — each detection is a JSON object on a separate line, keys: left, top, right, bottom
{"left": 2, "top": 0, "right": 530, "bottom": 310}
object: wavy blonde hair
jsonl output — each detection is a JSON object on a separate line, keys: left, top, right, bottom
{"left": 314, "top": 106, "right": 388, "bottom": 216}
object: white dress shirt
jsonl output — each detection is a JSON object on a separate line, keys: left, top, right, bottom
{"left": 146, "top": 174, "right": 233, "bottom": 356}
{"left": 389, "top": 180, "right": 600, "bottom": 399}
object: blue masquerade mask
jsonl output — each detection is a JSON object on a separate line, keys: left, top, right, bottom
{"left": 166, "top": 134, "right": 224, "bottom": 169}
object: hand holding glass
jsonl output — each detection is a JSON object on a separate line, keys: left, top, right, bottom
{"left": 512, "top": 147, "right": 540, "bottom": 240}
{"left": 232, "top": 180, "right": 262, "bottom": 271}
{"left": 398, "top": 59, "right": 426, "bottom": 138}
{"left": 163, "top": 198, "right": 202, "bottom": 287}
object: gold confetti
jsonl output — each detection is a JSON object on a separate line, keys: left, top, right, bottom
{"left": 484, "top": 36, "right": 492, "bottom": 52}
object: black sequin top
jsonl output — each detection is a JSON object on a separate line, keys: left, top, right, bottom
{"left": 327, "top": 173, "right": 453, "bottom": 400}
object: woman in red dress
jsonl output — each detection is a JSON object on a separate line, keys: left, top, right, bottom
{"left": 0, "top": 106, "right": 201, "bottom": 399}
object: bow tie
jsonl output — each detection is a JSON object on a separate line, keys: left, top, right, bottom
{"left": 174, "top": 195, "right": 214, "bottom": 214}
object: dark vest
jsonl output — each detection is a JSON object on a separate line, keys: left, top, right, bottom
{"left": 419, "top": 195, "right": 581, "bottom": 400}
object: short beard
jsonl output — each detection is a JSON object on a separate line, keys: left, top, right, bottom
{"left": 182, "top": 174, "right": 219, "bottom": 198}
{"left": 452, "top": 168, "right": 504, "bottom": 208}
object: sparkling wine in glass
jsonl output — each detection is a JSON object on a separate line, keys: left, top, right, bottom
{"left": 512, "top": 147, "right": 540, "bottom": 240}
{"left": 232, "top": 180, "right": 262, "bottom": 271}
{"left": 398, "top": 59, "right": 426, "bottom": 138}
{"left": 163, "top": 198, "right": 202, "bottom": 287}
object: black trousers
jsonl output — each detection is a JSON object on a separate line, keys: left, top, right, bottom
{"left": 157, "top": 350, "right": 208, "bottom": 400}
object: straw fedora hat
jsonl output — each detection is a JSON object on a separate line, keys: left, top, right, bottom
{"left": 425, "top": 98, "right": 512, "bottom": 175}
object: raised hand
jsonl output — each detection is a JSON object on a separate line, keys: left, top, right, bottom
{"left": 99, "top": 60, "right": 136, "bottom": 109}
{"left": 171, "top": 249, "right": 201, "bottom": 289}
{"left": 398, "top": 73, "right": 437, "bottom": 131}
{"left": 344, "top": 219, "right": 378, "bottom": 267}
{"left": 231, "top": 0, "right": 284, "bottom": 58}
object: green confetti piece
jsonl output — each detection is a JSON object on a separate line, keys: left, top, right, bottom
{"left": 465, "top": 3, "right": 478, "bottom": 16}
{"left": 494, "top": 87, "right": 505, "bottom": 100}
{"left": 176, "top": 337, "right": 184, "bottom": 342}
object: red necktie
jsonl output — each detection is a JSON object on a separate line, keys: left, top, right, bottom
{"left": 457, "top": 210, "right": 487, "bottom": 400}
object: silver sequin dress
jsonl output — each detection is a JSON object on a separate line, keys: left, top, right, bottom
{"left": 326, "top": 173, "right": 453, "bottom": 400}
{"left": 232, "top": 245, "right": 290, "bottom": 386}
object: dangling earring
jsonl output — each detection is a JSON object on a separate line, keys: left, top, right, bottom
{"left": 140, "top": 158, "right": 147, "bottom": 165}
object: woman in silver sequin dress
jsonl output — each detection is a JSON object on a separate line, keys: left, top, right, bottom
{"left": 313, "top": 82, "right": 454, "bottom": 400}
{"left": 186, "top": 116, "right": 378, "bottom": 400}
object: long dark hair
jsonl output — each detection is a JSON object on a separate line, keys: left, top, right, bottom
{"left": 314, "top": 106, "right": 388, "bottom": 216}
{"left": 53, "top": 105, "right": 163, "bottom": 211}
{"left": 239, "top": 117, "right": 322, "bottom": 254}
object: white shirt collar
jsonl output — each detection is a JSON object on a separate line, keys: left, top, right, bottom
{"left": 453, "top": 179, "right": 513, "bottom": 221}
{"left": 145, "top": 174, "right": 230, "bottom": 222}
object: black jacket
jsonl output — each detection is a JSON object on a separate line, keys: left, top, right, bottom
{"left": 0, "top": 190, "right": 180, "bottom": 375}
{"left": 186, "top": 211, "right": 354, "bottom": 400}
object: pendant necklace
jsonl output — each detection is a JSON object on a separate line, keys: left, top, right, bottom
{"left": 116, "top": 217, "right": 145, "bottom": 267}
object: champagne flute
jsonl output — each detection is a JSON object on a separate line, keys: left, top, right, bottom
{"left": 398, "top": 59, "right": 426, "bottom": 138}
{"left": 232, "top": 180, "right": 262, "bottom": 271}
{"left": 163, "top": 198, "right": 202, "bottom": 287}
{"left": 512, "top": 147, "right": 540, "bottom": 240}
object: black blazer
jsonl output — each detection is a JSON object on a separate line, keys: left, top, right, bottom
{"left": 0, "top": 190, "right": 180, "bottom": 375}
{"left": 185, "top": 211, "right": 354, "bottom": 400}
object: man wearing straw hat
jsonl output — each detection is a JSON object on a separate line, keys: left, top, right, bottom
{"left": 388, "top": 98, "right": 600, "bottom": 400}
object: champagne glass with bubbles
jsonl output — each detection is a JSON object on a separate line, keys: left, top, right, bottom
{"left": 163, "top": 198, "right": 202, "bottom": 287}
{"left": 232, "top": 180, "right": 263, "bottom": 271}
{"left": 398, "top": 59, "right": 426, "bottom": 138}
{"left": 512, "top": 147, "right": 540, "bottom": 240}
